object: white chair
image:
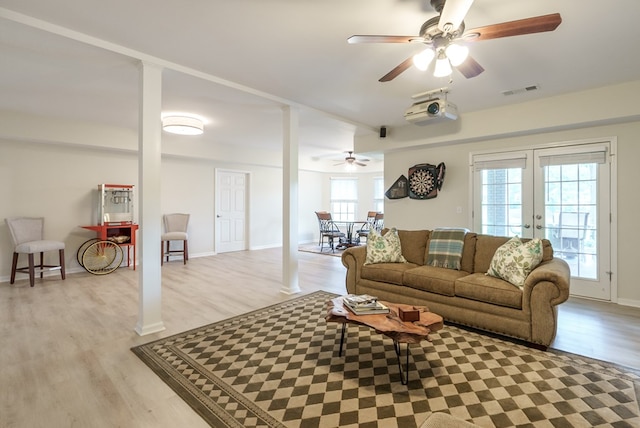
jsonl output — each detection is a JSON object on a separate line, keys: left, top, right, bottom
{"left": 5, "top": 217, "right": 66, "bottom": 287}
{"left": 161, "top": 213, "right": 190, "bottom": 265}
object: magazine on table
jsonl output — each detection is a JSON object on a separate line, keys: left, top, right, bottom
{"left": 342, "top": 294, "right": 390, "bottom": 315}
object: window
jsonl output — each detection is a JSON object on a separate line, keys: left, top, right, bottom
{"left": 330, "top": 177, "right": 358, "bottom": 221}
{"left": 373, "top": 177, "right": 384, "bottom": 213}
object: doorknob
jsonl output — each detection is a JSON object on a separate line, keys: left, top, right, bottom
{"left": 523, "top": 224, "right": 531, "bottom": 229}
{"left": 535, "top": 214, "right": 542, "bottom": 220}
{"left": 216, "top": 215, "right": 221, "bottom": 218}
{"left": 536, "top": 224, "right": 543, "bottom": 230}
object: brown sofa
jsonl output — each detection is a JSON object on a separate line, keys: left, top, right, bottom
{"left": 341, "top": 229, "right": 571, "bottom": 347}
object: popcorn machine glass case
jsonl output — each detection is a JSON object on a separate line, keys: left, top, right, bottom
{"left": 99, "top": 184, "right": 134, "bottom": 225}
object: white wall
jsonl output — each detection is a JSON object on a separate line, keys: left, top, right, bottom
{"left": 299, "top": 170, "right": 325, "bottom": 244}
{"left": 160, "top": 157, "right": 215, "bottom": 256}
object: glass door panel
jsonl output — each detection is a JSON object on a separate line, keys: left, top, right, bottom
{"left": 535, "top": 144, "right": 610, "bottom": 300}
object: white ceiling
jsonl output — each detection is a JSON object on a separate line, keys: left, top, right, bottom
{"left": 2, "top": 0, "right": 640, "bottom": 165}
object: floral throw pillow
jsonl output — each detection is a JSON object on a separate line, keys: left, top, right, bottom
{"left": 486, "top": 236, "right": 543, "bottom": 287}
{"left": 364, "top": 227, "right": 407, "bottom": 265}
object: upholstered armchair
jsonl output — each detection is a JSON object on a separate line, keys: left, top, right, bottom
{"left": 5, "top": 217, "right": 66, "bottom": 287}
{"left": 161, "top": 213, "right": 190, "bottom": 265}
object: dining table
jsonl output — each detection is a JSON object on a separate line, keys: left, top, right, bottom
{"left": 333, "top": 220, "right": 368, "bottom": 248}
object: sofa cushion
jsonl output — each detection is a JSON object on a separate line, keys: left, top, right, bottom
{"left": 460, "top": 233, "right": 477, "bottom": 273}
{"left": 473, "top": 235, "right": 552, "bottom": 274}
{"left": 361, "top": 262, "right": 419, "bottom": 286}
{"left": 486, "top": 237, "right": 543, "bottom": 287}
{"left": 365, "top": 228, "right": 407, "bottom": 265}
{"left": 403, "top": 266, "right": 469, "bottom": 297}
{"left": 455, "top": 273, "right": 523, "bottom": 309}
{"left": 382, "top": 229, "right": 430, "bottom": 265}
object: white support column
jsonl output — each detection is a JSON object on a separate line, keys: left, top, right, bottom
{"left": 281, "top": 105, "right": 301, "bottom": 295}
{"left": 135, "top": 61, "right": 166, "bottom": 335}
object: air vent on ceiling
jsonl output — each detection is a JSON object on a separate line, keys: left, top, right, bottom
{"left": 501, "top": 84, "right": 540, "bottom": 96}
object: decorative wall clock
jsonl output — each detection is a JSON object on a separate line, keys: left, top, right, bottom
{"left": 408, "top": 163, "right": 446, "bottom": 199}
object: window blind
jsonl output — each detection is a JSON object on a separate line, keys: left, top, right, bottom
{"left": 472, "top": 152, "right": 527, "bottom": 171}
{"left": 538, "top": 148, "right": 607, "bottom": 167}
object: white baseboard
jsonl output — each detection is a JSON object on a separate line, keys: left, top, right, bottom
{"left": 616, "top": 298, "right": 640, "bottom": 309}
{"left": 249, "top": 243, "right": 281, "bottom": 251}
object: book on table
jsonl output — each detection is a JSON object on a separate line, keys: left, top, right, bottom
{"left": 342, "top": 294, "right": 390, "bottom": 315}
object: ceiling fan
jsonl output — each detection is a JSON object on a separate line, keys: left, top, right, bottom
{"left": 334, "top": 151, "right": 369, "bottom": 167}
{"left": 348, "top": 0, "right": 562, "bottom": 82}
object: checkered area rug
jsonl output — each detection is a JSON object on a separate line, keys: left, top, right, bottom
{"left": 132, "top": 291, "right": 640, "bottom": 427}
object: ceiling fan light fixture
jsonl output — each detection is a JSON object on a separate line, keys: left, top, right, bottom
{"left": 162, "top": 116, "right": 204, "bottom": 135}
{"left": 413, "top": 48, "right": 435, "bottom": 71}
{"left": 434, "top": 55, "right": 453, "bottom": 77}
{"left": 445, "top": 43, "right": 469, "bottom": 66}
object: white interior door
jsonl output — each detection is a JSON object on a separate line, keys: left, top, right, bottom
{"left": 215, "top": 169, "right": 248, "bottom": 253}
{"left": 472, "top": 141, "right": 613, "bottom": 301}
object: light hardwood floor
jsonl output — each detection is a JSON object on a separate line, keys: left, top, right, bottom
{"left": 1, "top": 248, "right": 639, "bottom": 427}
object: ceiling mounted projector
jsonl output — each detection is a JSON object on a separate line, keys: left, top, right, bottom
{"left": 405, "top": 98, "right": 458, "bottom": 125}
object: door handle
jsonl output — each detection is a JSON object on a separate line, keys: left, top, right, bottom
{"left": 536, "top": 224, "right": 543, "bottom": 230}
{"left": 216, "top": 215, "right": 221, "bottom": 218}
{"left": 523, "top": 224, "right": 531, "bottom": 229}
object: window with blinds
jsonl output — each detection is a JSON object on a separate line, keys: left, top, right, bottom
{"left": 472, "top": 151, "right": 529, "bottom": 237}
{"left": 330, "top": 177, "right": 358, "bottom": 221}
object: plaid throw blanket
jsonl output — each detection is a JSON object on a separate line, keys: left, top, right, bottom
{"left": 426, "top": 228, "right": 468, "bottom": 270}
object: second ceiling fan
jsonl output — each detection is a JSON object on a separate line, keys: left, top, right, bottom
{"left": 335, "top": 151, "right": 369, "bottom": 167}
{"left": 348, "top": 0, "right": 562, "bottom": 82}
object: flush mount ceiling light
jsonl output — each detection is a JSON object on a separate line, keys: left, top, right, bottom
{"left": 162, "top": 116, "right": 204, "bottom": 136}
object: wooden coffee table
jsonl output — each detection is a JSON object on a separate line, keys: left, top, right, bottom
{"left": 326, "top": 297, "right": 443, "bottom": 384}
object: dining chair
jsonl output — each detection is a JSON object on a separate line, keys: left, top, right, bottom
{"left": 5, "top": 217, "right": 66, "bottom": 287}
{"left": 357, "top": 211, "right": 379, "bottom": 243}
{"left": 161, "top": 213, "right": 190, "bottom": 265}
{"left": 373, "top": 212, "right": 384, "bottom": 231}
{"left": 315, "top": 211, "right": 345, "bottom": 253}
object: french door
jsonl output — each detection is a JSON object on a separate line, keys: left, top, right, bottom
{"left": 472, "top": 141, "right": 614, "bottom": 300}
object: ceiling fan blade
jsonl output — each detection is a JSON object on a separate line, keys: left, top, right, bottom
{"left": 438, "top": 0, "right": 474, "bottom": 33}
{"left": 355, "top": 162, "right": 368, "bottom": 167}
{"left": 348, "top": 35, "right": 420, "bottom": 44}
{"left": 464, "top": 13, "right": 562, "bottom": 42}
{"left": 379, "top": 56, "right": 414, "bottom": 82}
{"left": 333, "top": 162, "right": 345, "bottom": 166}
{"left": 455, "top": 54, "right": 484, "bottom": 78}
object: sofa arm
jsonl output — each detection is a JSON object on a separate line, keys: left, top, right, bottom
{"left": 523, "top": 258, "right": 571, "bottom": 307}
{"left": 522, "top": 257, "right": 571, "bottom": 345}
{"left": 342, "top": 246, "right": 367, "bottom": 294}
